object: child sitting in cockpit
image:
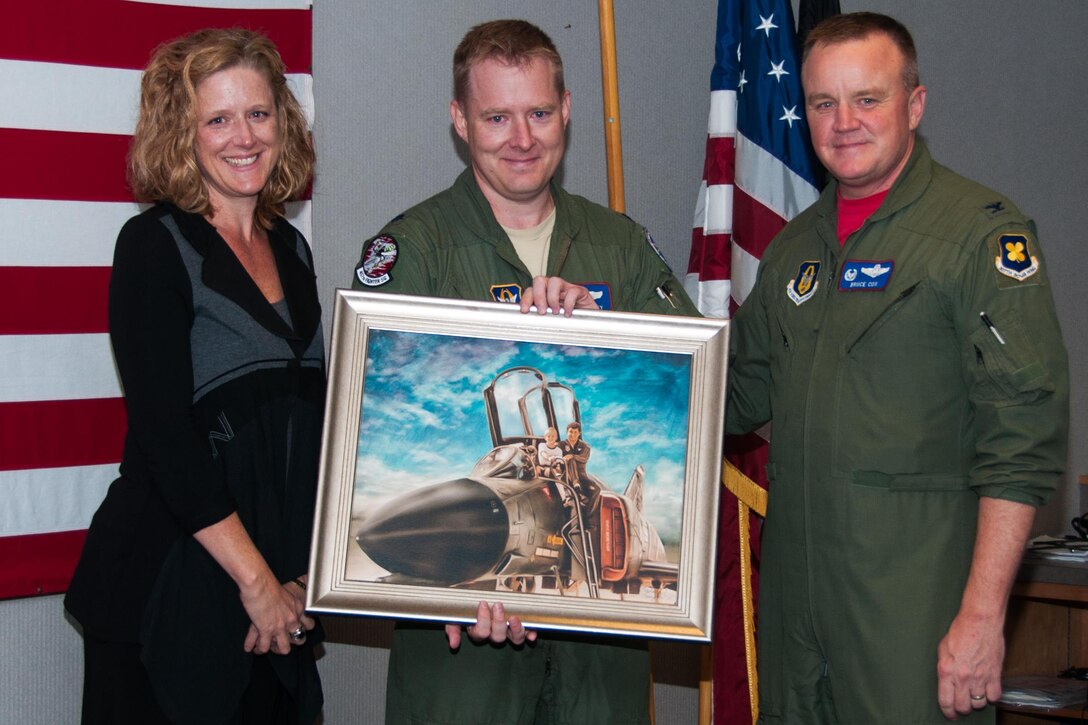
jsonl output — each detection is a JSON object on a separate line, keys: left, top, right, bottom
{"left": 536, "top": 427, "right": 565, "bottom": 482}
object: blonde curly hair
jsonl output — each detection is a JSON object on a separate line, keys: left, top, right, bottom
{"left": 128, "top": 27, "right": 313, "bottom": 229}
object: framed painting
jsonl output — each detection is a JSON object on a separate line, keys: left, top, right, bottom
{"left": 308, "top": 290, "right": 728, "bottom": 641}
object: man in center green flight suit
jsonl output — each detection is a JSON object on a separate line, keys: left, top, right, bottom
{"left": 352, "top": 19, "right": 698, "bottom": 725}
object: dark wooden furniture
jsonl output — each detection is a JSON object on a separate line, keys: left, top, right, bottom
{"left": 1000, "top": 559, "right": 1088, "bottom": 723}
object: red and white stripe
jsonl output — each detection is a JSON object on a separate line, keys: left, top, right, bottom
{"left": 0, "top": 0, "right": 313, "bottom": 599}
{"left": 686, "top": 89, "right": 819, "bottom": 318}
{"left": 688, "top": 89, "right": 739, "bottom": 318}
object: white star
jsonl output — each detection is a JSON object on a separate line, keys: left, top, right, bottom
{"left": 779, "top": 105, "right": 801, "bottom": 127}
{"left": 756, "top": 14, "right": 778, "bottom": 36}
{"left": 738, "top": 69, "right": 748, "bottom": 93}
{"left": 737, "top": 42, "right": 742, "bottom": 63}
{"left": 768, "top": 60, "right": 789, "bottom": 81}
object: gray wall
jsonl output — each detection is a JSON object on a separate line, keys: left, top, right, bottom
{"left": 3, "top": 2, "right": 1083, "bottom": 723}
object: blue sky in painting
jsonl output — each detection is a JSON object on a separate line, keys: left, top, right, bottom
{"left": 353, "top": 329, "right": 692, "bottom": 543}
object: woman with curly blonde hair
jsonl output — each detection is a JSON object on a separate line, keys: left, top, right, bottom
{"left": 127, "top": 27, "right": 313, "bottom": 228}
{"left": 66, "top": 28, "right": 324, "bottom": 724}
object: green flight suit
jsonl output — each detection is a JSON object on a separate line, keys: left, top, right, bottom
{"left": 353, "top": 169, "right": 697, "bottom": 317}
{"left": 353, "top": 169, "right": 698, "bottom": 725}
{"left": 727, "top": 142, "right": 1068, "bottom": 724}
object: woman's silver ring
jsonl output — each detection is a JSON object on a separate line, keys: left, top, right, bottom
{"left": 289, "top": 627, "right": 306, "bottom": 641}
{"left": 970, "top": 694, "right": 986, "bottom": 701}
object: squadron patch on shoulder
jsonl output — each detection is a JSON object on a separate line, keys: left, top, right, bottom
{"left": 839, "top": 259, "right": 894, "bottom": 291}
{"left": 786, "top": 261, "right": 821, "bottom": 306}
{"left": 582, "top": 283, "right": 613, "bottom": 310}
{"left": 994, "top": 233, "right": 1039, "bottom": 281}
{"left": 491, "top": 284, "right": 522, "bottom": 303}
{"left": 356, "top": 235, "right": 398, "bottom": 287}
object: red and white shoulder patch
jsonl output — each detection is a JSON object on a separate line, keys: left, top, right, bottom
{"left": 356, "top": 235, "right": 399, "bottom": 287}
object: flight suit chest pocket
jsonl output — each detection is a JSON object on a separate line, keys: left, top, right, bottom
{"left": 443, "top": 247, "right": 523, "bottom": 303}
{"left": 844, "top": 279, "right": 923, "bottom": 354}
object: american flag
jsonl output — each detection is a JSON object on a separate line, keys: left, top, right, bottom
{"left": 0, "top": 0, "right": 313, "bottom": 600}
{"left": 686, "top": 0, "right": 822, "bottom": 318}
{"left": 685, "top": 0, "right": 829, "bottom": 721}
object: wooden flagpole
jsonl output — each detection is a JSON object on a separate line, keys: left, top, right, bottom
{"left": 597, "top": 7, "right": 712, "bottom": 724}
{"left": 597, "top": 0, "right": 625, "bottom": 213}
{"left": 596, "top": 8, "right": 652, "bottom": 718}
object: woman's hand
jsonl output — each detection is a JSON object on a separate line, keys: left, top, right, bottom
{"left": 193, "top": 513, "right": 312, "bottom": 655}
{"left": 236, "top": 573, "right": 305, "bottom": 655}
{"left": 240, "top": 577, "right": 315, "bottom": 655}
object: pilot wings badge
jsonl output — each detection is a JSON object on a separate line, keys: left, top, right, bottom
{"left": 786, "top": 261, "right": 821, "bottom": 306}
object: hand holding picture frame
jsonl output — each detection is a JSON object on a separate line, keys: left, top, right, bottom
{"left": 308, "top": 290, "right": 728, "bottom": 641}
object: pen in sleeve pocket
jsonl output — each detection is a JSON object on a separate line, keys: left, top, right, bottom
{"left": 979, "top": 312, "right": 1006, "bottom": 345}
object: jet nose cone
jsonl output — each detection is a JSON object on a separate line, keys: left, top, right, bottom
{"left": 356, "top": 478, "right": 509, "bottom": 585}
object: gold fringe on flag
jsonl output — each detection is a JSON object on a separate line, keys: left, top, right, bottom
{"left": 700, "top": 459, "right": 768, "bottom": 725}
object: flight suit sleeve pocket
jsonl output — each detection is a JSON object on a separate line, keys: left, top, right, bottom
{"left": 851, "top": 471, "right": 969, "bottom": 492}
{"left": 967, "top": 320, "right": 1054, "bottom": 403}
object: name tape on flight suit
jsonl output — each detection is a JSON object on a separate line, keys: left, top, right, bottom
{"left": 490, "top": 282, "right": 613, "bottom": 309}
{"left": 839, "top": 260, "right": 895, "bottom": 291}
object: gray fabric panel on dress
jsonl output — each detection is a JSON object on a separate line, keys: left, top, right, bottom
{"left": 270, "top": 297, "right": 292, "bottom": 327}
{"left": 159, "top": 215, "right": 323, "bottom": 403}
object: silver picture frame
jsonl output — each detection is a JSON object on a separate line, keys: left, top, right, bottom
{"left": 308, "top": 290, "right": 728, "bottom": 641}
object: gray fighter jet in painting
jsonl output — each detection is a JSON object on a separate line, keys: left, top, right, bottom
{"left": 355, "top": 366, "right": 679, "bottom": 598}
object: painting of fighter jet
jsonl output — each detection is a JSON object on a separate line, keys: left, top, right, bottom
{"left": 345, "top": 329, "right": 693, "bottom": 601}
{"left": 309, "top": 291, "right": 727, "bottom": 640}
{"left": 351, "top": 362, "right": 680, "bottom": 601}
